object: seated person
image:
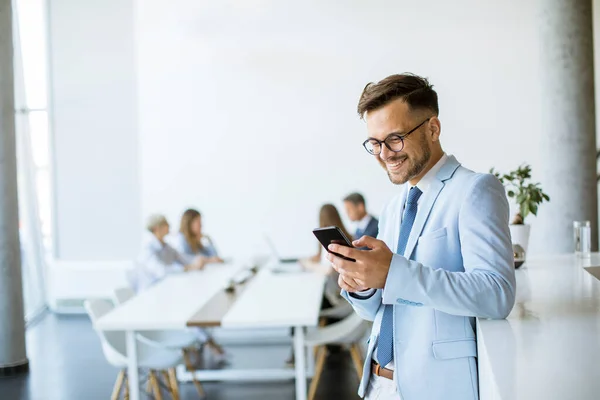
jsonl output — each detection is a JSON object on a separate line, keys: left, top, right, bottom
{"left": 301, "top": 204, "right": 353, "bottom": 307}
{"left": 170, "top": 208, "right": 224, "bottom": 265}
{"left": 343, "top": 192, "right": 379, "bottom": 243}
{"left": 128, "top": 214, "right": 224, "bottom": 357}
{"left": 286, "top": 204, "right": 353, "bottom": 365}
{"left": 129, "top": 214, "right": 204, "bottom": 292}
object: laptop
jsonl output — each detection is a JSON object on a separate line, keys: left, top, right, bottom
{"left": 265, "top": 236, "right": 299, "bottom": 263}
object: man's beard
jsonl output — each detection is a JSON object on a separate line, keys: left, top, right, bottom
{"left": 386, "top": 134, "right": 431, "bottom": 185}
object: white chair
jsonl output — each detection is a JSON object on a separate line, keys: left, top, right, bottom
{"left": 112, "top": 287, "right": 208, "bottom": 396}
{"left": 85, "top": 299, "right": 184, "bottom": 400}
{"left": 304, "top": 312, "right": 371, "bottom": 400}
{"left": 319, "top": 301, "right": 353, "bottom": 320}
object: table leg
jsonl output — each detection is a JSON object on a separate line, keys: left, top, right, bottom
{"left": 126, "top": 330, "right": 140, "bottom": 400}
{"left": 293, "top": 326, "right": 307, "bottom": 400}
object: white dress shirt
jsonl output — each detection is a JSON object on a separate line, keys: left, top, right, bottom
{"left": 128, "top": 233, "right": 187, "bottom": 292}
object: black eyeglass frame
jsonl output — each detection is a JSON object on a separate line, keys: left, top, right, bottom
{"left": 362, "top": 117, "right": 433, "bottom": 155}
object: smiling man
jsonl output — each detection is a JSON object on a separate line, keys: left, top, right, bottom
{"left": 327, "top": 73, "right": 516, "bottom": 400}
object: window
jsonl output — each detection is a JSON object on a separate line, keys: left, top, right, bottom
{"left": 13, "top": 0, "right": 52, "bottom": 323}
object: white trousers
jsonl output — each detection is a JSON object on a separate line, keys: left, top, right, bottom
{"left": 365, "top": 374, "right": 402, "bottom": 400}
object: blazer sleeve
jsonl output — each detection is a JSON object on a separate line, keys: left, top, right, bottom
{"left": 340, "top": 288, "right": 383, "bottom": 321}
{"left": 381, "top": 174, "right": 516, "bottom": 319}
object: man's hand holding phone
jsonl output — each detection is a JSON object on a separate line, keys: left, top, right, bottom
{"left": 326, "top": 236, "right": 394, "bottom": 290}
{"left": 338, "top": 273, "right": 369, "bottom": 292}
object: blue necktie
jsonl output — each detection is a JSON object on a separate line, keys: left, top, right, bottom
{"left": 377, "top": 186, "right": 422, "bottom": 367}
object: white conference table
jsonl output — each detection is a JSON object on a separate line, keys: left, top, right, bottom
{"left": 95, "top": 262, "right": 325, "bottom": 400}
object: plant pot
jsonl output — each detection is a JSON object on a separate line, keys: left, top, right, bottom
{"left": 509, "top": 224, "right": 530, "bottom": 268}
{"left": 509, "top": 224, "right": 531, "bottom": 252}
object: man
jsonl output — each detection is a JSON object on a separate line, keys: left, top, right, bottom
{"left": 327, "top": 74, "right": 516, "bottom": 400}
{"left": 343, "top": 192, "right": 379, "bottom": 240}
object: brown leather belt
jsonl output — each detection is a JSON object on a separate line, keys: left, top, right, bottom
{"left": 371, "top": 361, "right": 394, "bottom": 380}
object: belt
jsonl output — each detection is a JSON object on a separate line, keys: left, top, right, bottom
{"left": 371, "top": 360, "right": 394, "bottom": 380}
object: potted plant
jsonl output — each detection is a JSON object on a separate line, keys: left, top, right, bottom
{"left": 490, "top": 164, "right": 550, "bottom": 255}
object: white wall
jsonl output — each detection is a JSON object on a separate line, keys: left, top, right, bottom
{"left": 135, "top": 0, "right": 543, "bottom": 259}
{"left": 48, "top": 0, "right": 141, "bottom": 259}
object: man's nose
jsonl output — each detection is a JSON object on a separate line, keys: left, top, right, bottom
{"left": 380, "top": 144, "right": 394, "bottom": 161}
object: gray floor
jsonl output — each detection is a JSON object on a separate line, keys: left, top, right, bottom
{"left": 0, "top": 314, "right": 361, "bottom": 400}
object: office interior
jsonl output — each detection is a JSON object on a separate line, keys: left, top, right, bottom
{"left": 3, "top": 0, "right": 600, "bottom": 399}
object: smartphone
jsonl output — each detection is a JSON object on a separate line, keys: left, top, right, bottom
{"left": 312, "top": 226, "right": 356, "bottom": 262}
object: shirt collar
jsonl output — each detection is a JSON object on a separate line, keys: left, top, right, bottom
{"left": 356, "top": 214, "right": 372, "bottom": 231}
{"left": 409, "top": 153, "right": 448, "bottom": 195}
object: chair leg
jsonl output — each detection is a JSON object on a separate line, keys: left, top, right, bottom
{"left": 149, "top": 371, "right": 164, "bottom": 400}
{"left": 189, "top": 345, "right": 203, "bottom": 363}
{"left": 206, "top": 338, "right": 225, "bottom": 355}
{"left": 308, "top": 346, "right": 327, "bottom": 400}
{"left": 168, "top": 368, "right": 181, "bottom": 400}
{"left": 183, "top": 350, "right": 207, "bottom": 398}
{"left": 146, "top": 370, "right": 153, "bottom": 394}
{"left": 161, "top": 371, "right": 174, "bottom": 399}
{"left": 349, "top": 343, "right": 364, "bottom": 380}
{"left": 111, "top": 370, "right": 126, "bottom": 400}
{"left": 124, "top": 374, "right": 130, "bottom": 400}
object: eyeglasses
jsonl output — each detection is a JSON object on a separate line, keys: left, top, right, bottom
{"left": 362, "top": 117, "right": 432, "bottom": 155}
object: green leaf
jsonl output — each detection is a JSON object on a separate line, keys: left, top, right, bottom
{"left": 521, "top": 203, "right": 529, "bottom": 221}
{"left": 530, "top": 203, "right": 538, "bottom": 216}
{"left": 492, "top": 164, "right": 549, "bottom": 221}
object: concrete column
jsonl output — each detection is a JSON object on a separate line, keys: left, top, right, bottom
{"left": 0, "top": 0, "right": 28, "bottom": 375}
{"left": 538, "top": 0, "right": 598, "bottom": 253}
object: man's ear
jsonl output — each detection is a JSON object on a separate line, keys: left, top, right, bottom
{"left": 429, "top": 116, "right": 441, "bottom": 142}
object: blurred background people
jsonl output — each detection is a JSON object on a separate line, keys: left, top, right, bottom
{"left": 129, "top": 213, "right": 225, "bottom": 358}
{"left": 171, "top": 208, "right": 224, "bottom": 265}
{"left": 307, "top": 204, "right": 354, "bottom": 266}
{"left": 285, "top": 204, "right": 354, "bottom": 366}
{"left": 128, "top": 214, "right": 205, "bottom": 292}
{"left": 343, "top": 192, "right": 379, "bottom": 242}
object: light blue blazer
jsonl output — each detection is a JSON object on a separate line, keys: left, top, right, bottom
{"left": 342, "top": 156, "right": 516, "bottom": 400}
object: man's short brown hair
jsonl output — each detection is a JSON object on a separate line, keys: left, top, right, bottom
{"left": 357, "top": 73, "right": 439, "bottom": 119}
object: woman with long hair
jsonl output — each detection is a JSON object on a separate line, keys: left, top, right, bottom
{"left": 301, "top": 203, "right": 353, "bottom": 307}
{"left": 286, "top": 203, "right": 353, "bottom": 366}
{"left": 172, "top": 208, "right": 223, "bottom": 265}
{"left": 309, "top": 203, "right": 353, "bottom": 263}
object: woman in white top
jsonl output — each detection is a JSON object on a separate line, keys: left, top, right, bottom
{"left": 130, "top": 214, "right": 205, "bottom": 292}
{"left": 171, "top": 208, "right": 224, "bottom": 265}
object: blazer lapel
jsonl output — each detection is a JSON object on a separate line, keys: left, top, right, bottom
{"left": 403, "top": 179, "right": 444, "bottom": 259}
{"left": 403, "top": 155, "right": 461, "bottom": 259}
